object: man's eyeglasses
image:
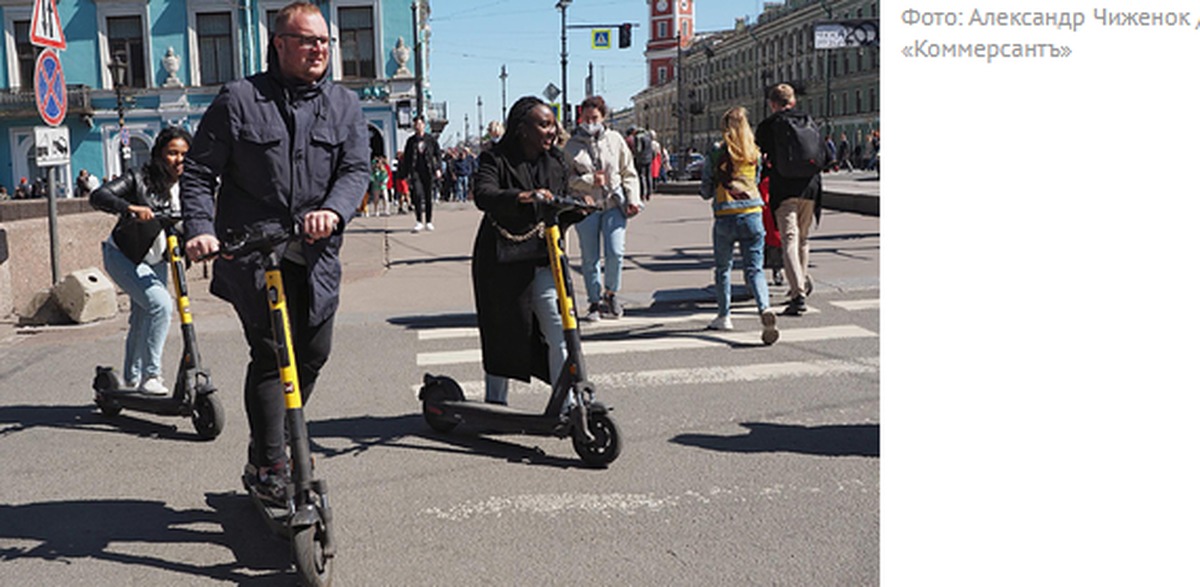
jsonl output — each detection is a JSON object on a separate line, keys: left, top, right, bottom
{"left": 278, "top": 33, "right": 334, "bottom": 49}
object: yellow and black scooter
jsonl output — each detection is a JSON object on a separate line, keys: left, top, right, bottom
{"left": 213, "top": 222, "right": 334, "bottom": 587}
{"left": 92, "top": 214, "right": 224, "bottom": 440}
{"left": 419, "top": 194, "right": 623, "bottom": 468}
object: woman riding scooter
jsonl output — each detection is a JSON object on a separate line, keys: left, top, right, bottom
{"left": 91, "top": 127, "right": 193, "bottom": 395}
{"left": 471, "top": 96, "right": 592, "bottom": 406}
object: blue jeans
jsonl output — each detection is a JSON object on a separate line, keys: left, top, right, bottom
{"left": 455, "top": 176, "right": 470, "bottom": 202}
{"left": 574, "top": 206, "right": 627, "bottom": 304}
{"left": 102, "top": 239, "right": 172, "bottom": 386}
{"left": 485, "top": 266, "right": 567, "bottom": 404}
{"left": 712, "top": 212, "right": 770, "bottom": 316}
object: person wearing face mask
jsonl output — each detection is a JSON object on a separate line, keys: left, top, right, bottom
{"left": 563, "top": 95, "right": 642, "bottom": 321}
{"left": 90, "top": 127, "right": 193, "bottom": 395}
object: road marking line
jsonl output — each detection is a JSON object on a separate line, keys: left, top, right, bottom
{"left": 414, "top": 307, "right": 823, "bottom": 341}
{"left": 829, "top": 299, "right": 879, "bottom": 311}
{"left": 416, "top": 324, "right": 876, "bottom": 366}
{"left": 411, "top": 358, "right": 878, "bottom": 398}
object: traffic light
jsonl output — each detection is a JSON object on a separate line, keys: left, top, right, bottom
{"left": 619, "top": 23, "right": 632, "bottom": 48}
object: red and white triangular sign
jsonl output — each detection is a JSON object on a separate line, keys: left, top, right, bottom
{"left": 30, "top": 0, "right": 66, "bottom": 50}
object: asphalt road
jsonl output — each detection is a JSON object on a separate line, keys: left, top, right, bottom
{"left": 0, "top": 193, "right": 879, "bottom": 586}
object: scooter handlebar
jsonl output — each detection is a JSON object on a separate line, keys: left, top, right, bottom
{"left": 542, "top": 193, "right": 601, "bottom": 213}
{"left": 197, "top": 222, "right": 298, "bottom": 262}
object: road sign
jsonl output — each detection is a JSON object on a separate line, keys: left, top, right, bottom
{"left": 29, "top": 0, "right": 66, "bottom": 50}
{"left": 814, "top": 20, "right": 879, "bottom": 49}
{"left": 548, "top": 102, "right": 561, "bottom": 122}
{"left": 35, "top": 126, "right": 70, "bottom": 167}
{"left": 34, "top": 49, "right": 67, "bottom": 126}
{"left": 592, "top": 29, "right": 612, "bottom": 49}
{"left": 543, "top": 83, "right": 560, "bottom": 102}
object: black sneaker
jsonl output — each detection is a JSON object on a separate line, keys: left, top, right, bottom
{"left": 601, "top": 292, "right": 623, "bottom": 319}
{"left": 581, "top": 302, "right": 602, "bottom": 322}
{"left": 782, "top": 295, "right": 808, "bottom": 316}
{"left": 243, "top": 462, "right": 288, "bottom": 508}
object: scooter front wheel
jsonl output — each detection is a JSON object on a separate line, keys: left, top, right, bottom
{"left": 192, "top": 393, "right": 225, "bottom": 440}
{"left": 293, "top": 524, "right": 334, "bottom": 587}
{"left": 572, "top": 412, "right": 622, "bottom": 468}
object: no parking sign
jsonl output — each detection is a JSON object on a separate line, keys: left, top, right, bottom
{"left": 35, "top": 49, "right": 66, "bottom": 126}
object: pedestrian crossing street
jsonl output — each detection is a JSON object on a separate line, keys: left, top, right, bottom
{"left": 409, "top": 297, "right": 879, "bottom": 399}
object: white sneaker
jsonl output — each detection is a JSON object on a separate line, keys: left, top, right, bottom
{"left": 425, "top": 223, "right": 435, "bottom": 231}
{"left": 707, "top": 315, "right": 734, "bottom": 331}
{"left": 138, "top": 376, "right": 170, "bottom": 396}
{"left": 412, "top": 223, "right": 424, "bottom": 233}
{"left": 760, "top": 310, "right": 779, "bottom": 345}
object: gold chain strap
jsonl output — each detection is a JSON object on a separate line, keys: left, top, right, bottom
{"left": 491, "top": 217, "right": 545, "bottom": 242}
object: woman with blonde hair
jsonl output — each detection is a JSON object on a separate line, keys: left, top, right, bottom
{"left": 699, "top": 106, "right": 778, "bottom": 345}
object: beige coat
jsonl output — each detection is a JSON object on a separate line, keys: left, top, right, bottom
{"left": 564, "top": 127, "right": 642, "bottom": 211}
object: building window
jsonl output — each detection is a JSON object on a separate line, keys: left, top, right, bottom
{"left": 108, "top": 15, "right": 146, "bottom": 88}
{"left": 13, "top": 20, "right": 36, "bottom": 89}
{"left": 657, "top": 21, "right": 667, "bottom": 39}
{"left": 657, "top": 66, "right": 667, "bottom": 84}
{"left": 856, "top": 89, "right": 862, "bottom": 114}
{"left": 338, "top": 7, "right": 375, "bottom": 79}
{"left": 197, "top": 13, "right": 235, "bottom": 85}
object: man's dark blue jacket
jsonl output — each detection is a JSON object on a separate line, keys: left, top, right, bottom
{"left": 181, "top": 54, "right": 370, "bottom": 328}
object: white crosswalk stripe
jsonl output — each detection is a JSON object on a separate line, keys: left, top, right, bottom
{"left": 415, "top": 307, "right": 824, "bottom": 342}
{"left": 411, "top": 358, "right": 880, "bottom": 399}
{"left": 416, "top": 324, "right": 877, "bottom": 366}
{"left": 828, "top": 298, "right": 880, "bottom": 311}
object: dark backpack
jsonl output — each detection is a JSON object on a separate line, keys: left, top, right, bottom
{"left": 771, "top": 113, "right": 825, "bottom": 179}
{"left": 635, "top": 133, "right": 655, "bottom": 166}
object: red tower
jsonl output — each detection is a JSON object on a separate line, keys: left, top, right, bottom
{"left": 645, "top": 0, "right": 695, "bottom": 86}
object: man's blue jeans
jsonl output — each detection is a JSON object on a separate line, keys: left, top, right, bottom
{"left": 102, "top": 239, "right": 172, "bottom": 386}
{"left": 574, "top": 206, "right": 627, "bottom": 304}
{"left": 712, "top": 212, "right": 770, "bottom": 316}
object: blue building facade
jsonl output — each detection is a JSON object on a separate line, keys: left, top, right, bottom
{"left": 0, "top": 0, "right": 428, "bottom": 195}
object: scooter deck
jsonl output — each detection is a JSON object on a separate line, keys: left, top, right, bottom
{"left": 438, "top": 400, "right": 569, "bottom": 436}
{"left": 243, "top": 476, "right": 292, "bottom": 537}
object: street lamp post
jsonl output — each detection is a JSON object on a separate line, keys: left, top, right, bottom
{"left": 412, "top": 1, "right": 424, "bottom": 119}
{"left": 499, "top": 64, "right": 508, "bottom": 120}
{"left": 819, "top": 0, "right": 834, "bottom": 134}
{"left": 107, "top": 55, "right": 131, "bottom": 175}
{"left": 556, "top": 0, "right": 572, "bottom": 126}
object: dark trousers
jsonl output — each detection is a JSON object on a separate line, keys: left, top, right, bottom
{"left": 411, "top": 173, "right": 435, "bottom": 224}
{"left": 240, "top": 259, "right": 334, "bottom": 468}
{"left": 637, "top": 163, "right": 653, "bottom": 200}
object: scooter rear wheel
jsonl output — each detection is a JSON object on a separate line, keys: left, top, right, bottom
{"left": 96, "top": 396, "right": 122, "bottom": 417}
{"left": 192, "top": 393, "right": 225, "bottom": 440}
{"left": 293, "top": 524, "right": 334, "bottom": 587}
{"left": 573, "top": 412, "right": 622, "bottom": 467}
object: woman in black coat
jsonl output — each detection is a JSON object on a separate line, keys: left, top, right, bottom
{"left": 89, "top": 127, "right": 193, "bottom": 395}
{"left": 471, "top": 96, "right": 590, "bottom": 405}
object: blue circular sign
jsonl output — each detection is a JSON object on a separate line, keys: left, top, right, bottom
{"left": 35, "top": 49, "right": 67, "bottom": 126}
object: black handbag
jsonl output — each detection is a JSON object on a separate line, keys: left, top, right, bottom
{"left": 491, "top": 217, "right": 546, "bottom": 264}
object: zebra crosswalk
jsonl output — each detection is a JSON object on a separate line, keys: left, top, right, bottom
{"left": 410, "top": 298, "right": 880, "bottom": 398}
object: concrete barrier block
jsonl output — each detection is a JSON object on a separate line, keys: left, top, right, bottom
{"left": 52, "top": 267, "right": 117, "bottom": 323}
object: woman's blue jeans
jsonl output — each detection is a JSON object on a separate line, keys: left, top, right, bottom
{"left": 102, "top": 239, "right": 172, "bottom": 386}
{"left": 574, "top": 206, "right": 627, "bottom": 304}
{"left": 485, "top": 266, "right": 567, "bottom": 404}
{"left": 712, "top": 212, "right": 770, "bottom": 316}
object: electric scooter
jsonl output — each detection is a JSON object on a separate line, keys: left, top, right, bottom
{"left": 419, "top": 194, "right": 623, "bottom": 468}
{"left": 92, "top": 214, "right": 225, "bottom": 440}
{"left": 212, "top": 222, "right": 334, "bottom": 587}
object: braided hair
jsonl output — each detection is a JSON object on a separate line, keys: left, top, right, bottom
{"left": 497, "top": 95, "right": 549, "bottom": 154}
